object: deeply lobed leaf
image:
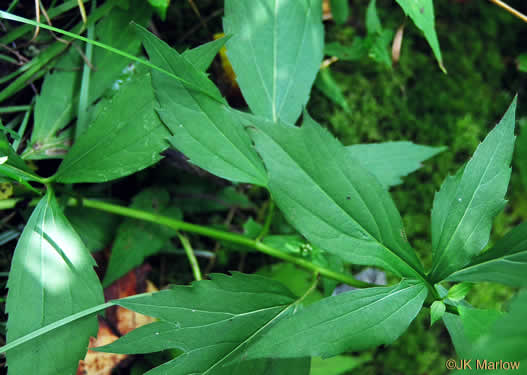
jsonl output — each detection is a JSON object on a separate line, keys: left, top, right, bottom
{"left": 96, "top": 272, "right": 302, "bottom": 374}
{"left": 136, "top": 25, "right": 268, "bottom": 186}
{"left": 244, "top": 112, "right": 424, "bottom": 278}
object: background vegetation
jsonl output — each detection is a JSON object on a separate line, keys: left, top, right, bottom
{"left": 1, "top": 0, "right": 526, "bottom": 374}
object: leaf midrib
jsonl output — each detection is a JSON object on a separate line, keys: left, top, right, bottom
{"left": 431, "top": 135, "right": 503, "bottom": 278}
{"left": 262, "top": 128, "right": 422, "bottom": 278}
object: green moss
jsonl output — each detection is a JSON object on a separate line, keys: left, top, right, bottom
{"left": 307, "top": 2, "right": 524, "bottom": 374}
{"left": 309, "top": 1, "right": 522, "bottom": 260}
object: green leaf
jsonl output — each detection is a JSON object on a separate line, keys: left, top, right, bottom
{"left": 28, "top": 49, "right": 79, "bottom": 156}
{"left": 96, "top": 272, "right": 301, "bottom": 375}
{"left": 430, "top": 300, "right": 446, "bottom": 326}
{"left": 245, "top": 280, "right": 428, "bottom": 359}
{"left": 136, "top": 26, "right": 267, "bottom": 186}
{"left": 329, "top": 0, "right": 349, "bottom": 25}
{"left": 346, "top": 141, "right": 445, "bottom": 188}
{"left": 217, "top": 358, "right": 311, "bottom": 375}
{"left": 325, "top": 40, "right": 368, "bottom": 61}
{"left": 517, "top": 53, "right": 527, "bottom": 73}
{"left": 394, "top": 0, "right": 444, "bottom": 72}
{"left": 246, "top": 113, "right": 424, "bottom": 278}
{"left": 446, "top": 282, "right": 473, "bottom": 301}
{"left": 366, "top": 29, "right": 393, "bottom": 68}
{"left": 103, "top": 188, "right": 181, "bottom": 286}
{"left": 182, "top": 36, "right": 228, "bottom": 72}
{"left": 223, "top": 0, "right": 324, "bottom": 123}
{"left": 88, "top": 0, "right": 152, "bottom": 103}
{"left": 5, "top": 190, "right": 104, "bottom": 375}
{"left": 54, "top": 68, "right": 171, "bottom": 183}
{"left": 0, "top": 132, "right": 43, "bottom": 191}
{"left": 443, "top": 307, "right": 502, "bottom": 359}
{"left": 66, "top": 205, "right": 121, "bottom": 252}
{"left": 314, "top": 68, "right": 350, "bottom": 113}
{"left": 172, "top": 185, "right": 254, "bottom": 214}
{"left": 517, "top": 119, "right": 527, "bottom": 189}
{"left": 148, "top": 0, "right": 170, "bottom": 21}
{"left": 0, "top": 132, "right": 31, "bottom": 173}
{"left": 467, "top": 291, "right": 527, "bottom": 366}
{"left": 366, "top": 0, "right": 382, "bottom": 35}
{"left": 446, "top": 221, "right": 527, "bottom": 287}
{"left": 24, "top": 1, "right": 152, "bottom": 159}
{"left": 445, "top": 297, "right": 524, "bottom": 370}
{"left": 429, "top": 98, "right": 517, "bottom": 283}
{"left": 256, "top": 263, "right": 323, "bottom": 305}
{"left": 310, "top": 354, "right": 372, "bottom": 375}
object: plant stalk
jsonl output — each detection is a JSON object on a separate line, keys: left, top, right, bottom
{"left": 489, "top": 0, "right": 527, "bottom": 23}
{"left": 177, "top": 232, "right": 203, "bottom": 281}
{"left": 0, "top": 197, "right": 374, "bottom": 288}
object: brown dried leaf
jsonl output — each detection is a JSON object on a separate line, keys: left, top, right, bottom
{"left": 76, "top": 319, "right": 127, "bottom": 375}
{"left": 323, "top": 0, "right": 333, "bottom": 20}
{"left": 77, "top": 266, "right": 159, "bottom": 374}
{"left": 392, "top": 24, "right": 405, "bottom": 65}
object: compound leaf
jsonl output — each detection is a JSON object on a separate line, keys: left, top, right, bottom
{"left": 5, "top": 190, "right": 104, "bottom": 375}
{"left": 245, "top": 280, "right": 428, "bottom": 359}
{"left": 429, "top": 98, "right": 516, "bottom": 282}
{"left": 96, "top": 272, "right": 303, "bottom": 375}
{"left": 136, "top": 26, "right": 267, "bottom": 186}
{"left": 346, "top": 141, "right": 445, "bottom": 188}
{"left": 55, "top": 68, "right": 171, "bottom": 183}
{"left": 245, "top": 113, "right": 424, "bottom": 278}
{"left": 223, "top": 0, "right": 324, "bottom": 123}
{"left": 446, "top": 221, "right": 527, "bottom": 287}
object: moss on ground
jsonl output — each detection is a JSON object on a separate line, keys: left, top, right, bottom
{"left": 307, "top": 2, "right": 524, "bottom": 374}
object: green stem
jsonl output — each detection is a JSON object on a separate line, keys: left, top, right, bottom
{"left": 0, "top": 10, "right": 224, "bottom": 105}
{"left": 256, "top": 199, "right": 274, "bottom": 241}
{"left": 75, "top": 0, "right": 95, "bottom": 139}
{"left": 0, "top": 105, "right": 31, "bottom": 113}
{"left": 0, "top": 0, "right": 91, "bottom": 45}
{"left": 177, "top": 232, "right": 203, "bottom": 281}
{"left": 0, "top": 197, "right": 373, "bottom": 288}
{"left": 0, "top": 1, "right": 114, "bottom": 103}
{"left": 296, "top": 272, "right": 319, "bottom": 306}
{"left": 81, "top": 198, "right": 372, "bottom": 288}
{"left": 0, "top": 288, "right": 162, "bottom": 354}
